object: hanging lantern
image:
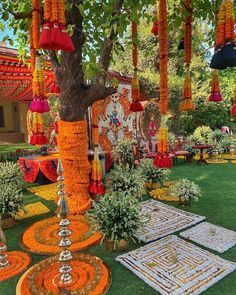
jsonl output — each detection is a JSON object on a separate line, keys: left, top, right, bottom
{"left": 208, "top": 70, "right": 223, "bottom": 102}
{"left": 39, "top": 0, "right": 75, "bottom": 51}
{"left": 210, "top": 0, "right": 236, "bottom": 69}
{"left": 130, "top": 21, "right": 143, "bottom": 112}
{"left": 231, "top": 83, "right": 236, "bottom": 117}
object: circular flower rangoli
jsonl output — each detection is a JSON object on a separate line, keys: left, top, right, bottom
{"left": 20, "top": 215, "right": 102, "bottom": 255}
{"left": 17, "top": 254, "right": 111, "bottom": 295}
{"left": 0, "top": 251, "right": 30, "bottom": 282}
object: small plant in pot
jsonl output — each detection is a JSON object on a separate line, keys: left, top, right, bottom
{"left": 0, "top": 186, "right": 24, "bottom": 229}
{"left": 0, "top": 161, "right": 25, "bottom": 228}
{"left": 112, "top": 138, "right": 135, "bottom": 168}
{"left": 106, "top": 164, "right": 145, "bottom": 198}
{"left": 170, "top": 178, "right": 201, "bottom": 207}
{"left": 139, "top": 159, "right": 171, "bottom": 190}
{"left": 87, "top": 191, "right": 143, "bottom": 251}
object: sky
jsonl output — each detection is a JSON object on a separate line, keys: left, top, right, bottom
{"left": 0, "top": 27, "right": 14, "bottom": 47}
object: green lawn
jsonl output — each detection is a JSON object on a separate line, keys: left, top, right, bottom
{"left": 1, "top": 162, "right": 236, "bottom": 295}
{"left": 0, "top": 143, "right": 37, "bottom": 153}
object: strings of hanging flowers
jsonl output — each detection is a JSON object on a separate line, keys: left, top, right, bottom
{"left": 179, "top": 0, "right": 195, "bottom": 112}
{"left": 210, "top": 0, "right": 236, "bottom": 69}
{"left": 154, "top": 0, "right": 172, "bottom": 169}
{"left": 209, "top": 69, "right": 223, "bottom": 102}
{"left": 39, "top": 0, "right": 74, "bottom": 51}
{"left": 130, "top": 21, "right": 143, "bottom": 112}
{"left": 231, "top": 83, "right": 236, "bottom": 116}
{"left": 29, "top": 0, "right": 49, "bottom": 145}
{"left": 89, "top": 103, "right": 105, "bottom": 196}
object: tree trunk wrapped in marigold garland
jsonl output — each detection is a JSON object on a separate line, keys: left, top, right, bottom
{"left": 58, "top": 120, "right": 91, "bottom": 214}
{"left": 209, "top": 69, "right": 223, "bottom": 102}
{"left": 231, "top": 83, "right": 236, "bottom": 117}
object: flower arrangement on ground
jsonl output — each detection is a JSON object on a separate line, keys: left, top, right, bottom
{"left": 170, "top": 178, "right": 201, "bottom": 206}
{"left": 112, "top": 138, "right": 135, "bottom": 168}
{"left": 88, "top": 192, "right": 142, "bottom": 250}
{"left": 106, "top": 164, "right": 145, "bottom": 198}
{"left": 139, "top": 159, "right": 170, "bottom": 189}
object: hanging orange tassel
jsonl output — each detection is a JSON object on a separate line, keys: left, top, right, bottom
{"left": 180, "top": 66, "right": 195, "bottom": 111}
{"left": 30, "top": 112, "right": 49, "bottom": 145}
{"left": 130, "top": 21, "right": 143, "bottom": 112}
{"left": 89, "top": 146, "right": 105, "bottom": 195}
{"left": 154, "top": 126, "right": 173, "bottom": 168}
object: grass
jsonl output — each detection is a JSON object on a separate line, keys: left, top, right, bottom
{"left": 1, "top": 162, "right": 236, "bottom": 294}
{"left": 0, "top": 143, "right": 37, "bottom": 153}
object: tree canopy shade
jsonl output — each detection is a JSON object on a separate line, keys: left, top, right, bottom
{"left": 0, "top": 0, "right": 235, "bottom": 120}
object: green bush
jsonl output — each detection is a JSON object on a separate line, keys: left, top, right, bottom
{"left": 112, "top": 139, "right": 135, "bottom": 168}
{"left": 88, "top": 192, "right": 142, "bottom": 244}
{"left": 0, "top": 186, "right": 24, "bottom": 216}
{"left": 139, "top": 159, "right": 170, "bottom": 184}
{"left": 106, "top": 165, "right": 145, "bottom": 198}
{"left": 0, "top": 161, "right": 25, "bottom": 190}
{"left": 170, "top": 179, "right": 201, "bottom": 202}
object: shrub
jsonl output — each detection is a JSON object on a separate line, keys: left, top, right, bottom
{"left": 106, "top": 165, "right": 145, "bottom": 198}
{"left": 139, "top": 159, "right": 170, "bottom": 184}
{"left": 0, "top": 161, "right": 25, "bottom": 190}
{"left": 112, "top": 139, "right": 135, "bottom": 168}
{"left": 88, "top": 192, "right": 142, "bottom": 244}
{"left": 0, "top": 186, "right": 24, "bottom": 217}
{"left": 170, "top": 179, "right": 201, "bottom": 201}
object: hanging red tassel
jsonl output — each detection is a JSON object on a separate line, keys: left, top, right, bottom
{"left": 151, "top": 21, "right": 159, "bottom": 36}
{"left": 130, "top": 21, "right": 143, "bottom": 112}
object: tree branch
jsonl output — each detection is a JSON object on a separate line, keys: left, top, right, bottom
{"left": 91, "top": 0, "right": 125, "bottom": 100}
{"left": 49, "top": 50, "right": 59, "bottom": 69}
{"left": 9, "top": 11, "right": 32, "bottom": 20}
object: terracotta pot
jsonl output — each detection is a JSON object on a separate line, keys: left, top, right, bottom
{"left": 1, "top": 213, "right": 15, "bottom": 229}
{"left": 144, "top": 182, "right": 152, "bottom": 189}
{"left": 151, "top": 182, "right": 161, "bottom": 190}
{"left": 105, "top": 239, "right": 129, "bottom": 252}
{"left": 179, "top": 196, "right": 191, "bottom": 207}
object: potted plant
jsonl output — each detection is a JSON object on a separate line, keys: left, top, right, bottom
{"left": 106, "top": 164, "right": 145, "bottom": 198}
{"left": 0, "top": 186, "right": 24, "bottom": 228}
{"left": 0, "top": 161, "right": 25, "bottom": 228}
{"left": 112, "top": 139, "right": 135, "bottom": 168}
{"left": 170, "top": 178, "right": 201, "bottom": 207}
{"left": 87, "top": 192, "right": 142, "bottom": 251}
{"left": 139, "top": 159, "right": 171, "bottom": 189}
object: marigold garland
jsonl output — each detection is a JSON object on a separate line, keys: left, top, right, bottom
{"left": 158, "top": 0, "right": 168, "bottom": 115}
{"left": 18, "top": 253, "right": 111, "bottom": 295}
{"left": 209, "top": 69, "right": 223, "bottom": 102}
{"left": 0, "top": 251, "right": 30, "bottom": 282}
{"left": 29, "top": 111, "right": 49, "bottom": 145}
{"left": 39, "top": 0, "right": 75, "bottom": 51}
{"left": 130, "top": 21, "right": 143, "bottom": 112}
{"left": 210, "top": 0, "right": 236, "bottom": 69}
{"left": 58, "top": 120, "right": 91, "bottom": 214}
{"left": 180, "top": 1, "right": 195, "bottom": 112}
{"left": 231, "top": 82, "right": 236, "bottom": 116}
{"left": 20, "top": 215, "right": 102, "bottom": 255}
